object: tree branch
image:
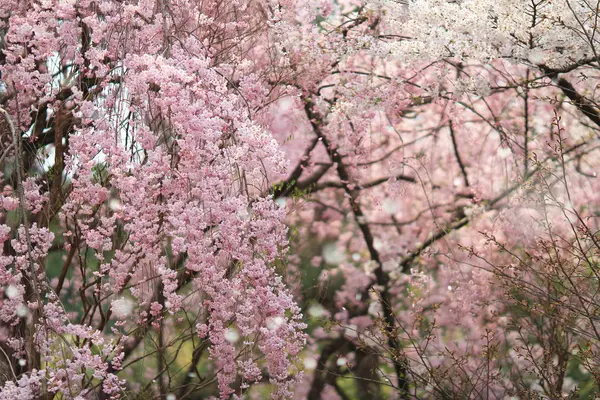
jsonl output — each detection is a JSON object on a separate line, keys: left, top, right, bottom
{"left": 448, "top": 120, "right": 470, "bottom": 187}
{"left": 303, "top": 96, "right": 410, "bottom": 398}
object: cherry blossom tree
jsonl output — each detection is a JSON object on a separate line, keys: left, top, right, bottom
{"left": 1, "top": 0, "right": 600, "bottom": 399}
{"left": 263, "top": 1, "right": 600, "bottom": 398}
{"left": 0, "top": 1, "right": 306, "bottom": 398}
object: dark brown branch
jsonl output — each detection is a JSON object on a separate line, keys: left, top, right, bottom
{"left": 294, "top": 163, "right": 333, "bottom": 193}
{"left": 399, "top": 217, "right": 469, "bottom": 274}
{"left": 303, "top": 96, "right": 410, "bottom": 398}
{"left": 555, "top": 77, "right": 600, "bottom": 132}
{"left": 307, "top": 336, "right": 350, "bottom": 399}
{"left": 448, "top": 120, "right": 470, "bottom": 187}
{"left": 539, "top": 66, "right": 600, "bottom": 133}
{"left": 270, "top": 137, "right": 320, "bottom": 198}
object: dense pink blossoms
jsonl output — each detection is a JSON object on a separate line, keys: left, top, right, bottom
{"left": 0, "top": 0, "right": 305, "bottom": 398}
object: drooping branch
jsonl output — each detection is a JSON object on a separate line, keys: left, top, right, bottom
{"left": 0, "top": 106, "right": 43, "bottom": 371}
